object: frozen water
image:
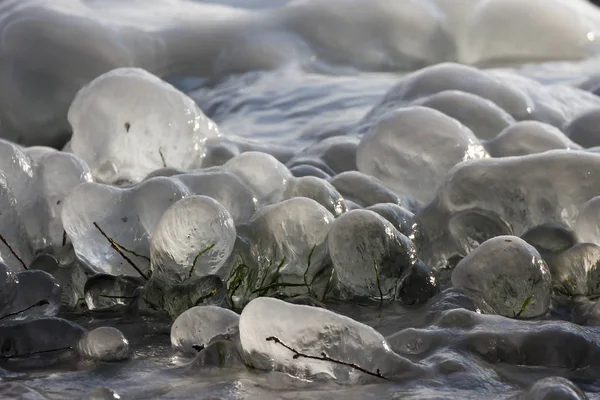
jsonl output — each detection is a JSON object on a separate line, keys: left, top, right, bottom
{"left": 174, "top": 171, "right": 257, "bottom": 225}
{"left": 239, "top": 297, "right": 422, "bottom": 382}
{"left": 451, "top": 236, "right": 552, "bottom": 318}
{"left": 287, "top": 136, "right": 359, "bottom": 174}
{"left": 545, "top": 243, "right": 600, "bottom": 297}
{"left": 2, "top": 270, "right": 61, "bottom": 321}
{"left": 519, "top": 377, "right": 588, "bottom": 400}
{"left": 62, "top": 177, "right": 189, "bottom": 276}
{"left": 0, "top": 262, "right": 18, "bottom": 317}
{"left": 77, "top": 326, "right": 130, "bottom": 361}
{"left": 327, "top": 210, "right": 417, "bottom": 300}
{"left": 170, "top": 305, "right": 239, "bottom": 355}
{"left": 564, "top": 109, "right": 600, "bottom": 148}
{"left": 521, "top": 223, "right": 578, "bottom": 255}
{"left": 575, "top": 195, "right": 600, "bottom": 246}
{"left": 68, "top": 68, "right": 220, "bottom": 185}
{"left": 416, "top": 90, "right": 515, "bottom": 140}
{"left": 283, "top": 176, "right": 347, "bottom": 217}
{"left": 365, "top": 203, "right": 416, "bottom": 240}
{"left": 150, "top": 196, "right": 236, "bottom": 285}
{"left": 84, "top": 274, "right": 143, "bottom": 312}
{"left": 221, "top": 152, "right": 292, "bottom": 207}
{"left": 357, "top": 106, "right": 489, "bottom": 204}
{"left": 329, "top": 171, "right": 418, "bottom": 211}
{"left": 485, "top": 121, "right": 581, "bottom": 158}
{"left": 289, "top": 165, "right": 331, "bottom": 180}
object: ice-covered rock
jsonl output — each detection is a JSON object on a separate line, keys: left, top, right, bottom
{"left": 239, "top": 297, "right": 421, "bottom": 381}
{"left": 329, "top": 171, "right": 418, "bottom": 211}
{"left": 451, "top": 236, "right": 552, "bottom": 318}
{"left": 365, "top": 203, "right": 416, "bottom": 240}
{"left": 21, "top": 151, "right": 93, "bottom": 254}
{"left": 2, "top": 270, "right": 61, "bottom": 321}
{"left": 0, "top": 171, "right": 33, "bottom": 271}
{"left": 518, "top": 377, "right": 588, "bottom": 400}
{"left": 174, "top": 171, "right": 256, "bottom": 225}
{"left": 485, "top": 121, "right": 580, "bottom": 157}
{"left": 328, "top": 210, "right": 417, "bottom": 300}
{"left": 284, "top": 176, "right": 347, "bottom": 217}
{"left": 68, "top": 68, "right": 220, "bottom": 185}
{"left": 222, "top": 152, "right": 292, "bottom": 207}
{"left": 545, "top": 243, "right": 599, "bottom": 297}
{"left": 289, "top": 165, "right": 331, "bottom": 180}
{"left": 235, "top": 198, "right": 334, "bottom": 301}
{"left": 150, "top": 196, "right": 236, "bottom": 285}
{"left": 521, "top": 223, "right": 577, "bottom": 256}
{"left": 62, "top": 177, "right": 190, "bottom": 276}
{"left": 22, "top": 146, "right": 57, "bottom": 161}
{"left": 356, "top": 106, "right": 489, "bottom": 204}
{"left": 416, "top": 151, "right": 600, "bottom": 270}
{"left": 575, "top": 195, "right": 600, "bottom": 246}
{"left": 171, "top": 305, "right": 239, "bottom": 355}
{"left": 77, "top": 327, "right": 130, "bottom": 361}
{"left": 0, "top": 263, "right": 19, "bottom": 317}
{"left": 286, "top": 136, "right": 359, "bottom": 174}
{"left": 416, "top": 90, "right": 514, "bottom": 140}
{"left": 84, "top": 273, "right": 144, "bottom": 311}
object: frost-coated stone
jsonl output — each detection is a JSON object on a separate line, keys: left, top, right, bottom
{"left": 68, "top": 68, "right": 220, "bottom": 184}
{"left": 451, "top": 236, "right": 552, "bottom": 318}
{"left": 171, "top": 305, "right": 239, "bottom": 355}
{"left": 328, "top": 210, "right": 417, "bottom": 299}
{"left": 77, "top": 327, "right": 130, "bottom": 361}
{"left": 284, "top": 176, "right": 347, "bottom": 217}
{"left": 62, "top": 177, "right": 190, "bottom": 276}
{"left": 357, "top": 106, "right": 488, "bottom": 204}
{"left": 222, "top": 152, "right": 292, "bottom": 207}
{"left": 150, "top": 196, "right": 236, "bottom": 285}
{"left": 239, "top": 297, "right": 420, "bottom": 381}
{"left": 174, "top": 171, "right": 257, "bottom": 225}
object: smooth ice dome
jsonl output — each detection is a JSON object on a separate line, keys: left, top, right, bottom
{"left": 239, "top": 297, "right": 419, "bottom": 381}
{"left": 451, "top": 236, "right": 552, "bottom": 318}
{"left": 357, "top": 106, "right": 488, "bottom": 204}
{"left": 328, "top": 210, "right": 417, "bottom": 299}
{"left": 68, "top": 68, "right": 220, "bottom": 184}
{"left": 283, "top": 176, "right": 347, "bottom": 217}
{"left": 170, "top": 305, "right": 240, "bottom": 355}
{"left": 77, "top": 326, "right": 131, "bottom": 361}
{"left": 151, "top": 195, "right": 236, "bottom": 284}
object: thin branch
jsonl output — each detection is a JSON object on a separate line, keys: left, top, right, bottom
{"left": 159, "top": 148, "right": 167, "bottom": 168}
{"left": 62, "top": 230, "right": 67, "bottom": 247}
{"left": 303, "top": 245, "right": 316, "bottom": 295}
{"left": 113, "top": 244, "right": 150, "bottom": 262}
{"left": 188, "top": 244, "right": 216, "bottom": 279}
{"left": 93, "top": 222, "right": 148, "bottom": 280}
{"left": 98, "top": 295, "right": 138, "bottom": 300}
{"left": 0, "top": 346, "right": 74, "bottom": 359}
{"left": 265, "top": 336, "right": 387, "bottom": 380}
{"left": 0, "top": 300, "right": 49, "bottom": 321}
{"left": 0, "top": 233, "right": 27, "bottom": 270}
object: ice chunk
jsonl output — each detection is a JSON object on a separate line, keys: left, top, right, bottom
{"left": 171, "top": 305, "right": 239, "bottom": 355}
{"left": 235, "top": 198, "right": 334, "bottom": 301}
{"left": 417, "top": 151, "right": 600, "bottom": 270}
{"left": 239, "top": 297, "right": 420, "bottom": 381}
{"left": 21, "top": 151, "right": 93, "bottom": 254}
{"left": 575, "top": 195, "right": 600, "bottom": 246}
{"left": 365, "top": 203, "right": 416, "bottom": 240}
{"left": 357, "top": 106, "right": 488, "bottom": 204}
{"left": 23, "top": 146, "right": 57, "bottom": 161}
{"left": 289, "top": 165, "right": 331, "bottom": 180}
{"left": 451, "top": 236, "right": 552, "bottom": 318}
{"left": 68, "top": 68, "right": 220, "bottom": 184}
{"left": 521, "top": 223, "right": 577, "bottom": 256}
{"left": 416, "top": 90, "right": 514, "bottom": 140}
{"left": 328, "top": 210, "right": 417, "bottom": 300}
{"left": 545, "top": 243, "right": 598, "bottom": 297}
{"left": 77, "top": 326, "right": 130, "bottom": 361}
{"left": 150, "top": 196, "right": 236, "bottom": 285}
{"left": 286, "top": 136, "right": 359, "bottom": 174}
{"left": 62, "top": 177, "right": 190, "bottom": 276}
{"left": 284, "top": 176, "right": 347, "bottom": 217}
{"left": 519, "top": 377, "right": 588, "bottom": 400}
{"left": 2, "top": 270, "right": 61, "bottom": 321}
{"left": 485, "top": 121, "right": 580, "bottom": 157}
{"left": 84, "top": 274, "right": 144, "bottom": 311}
{"left": 0, "top": 262, "right": 18, "bottom": 317}
{"left": 329, "top": 171, "right": 418, "bottom": 211}
{"left": 222, "top": 152, "right": 292, "bottom": 207}
{"left": 174, "top": 171, "right": 256, "bottom": 225}
{"left": 0, "top": 171, "right": 33, "bottom": 271}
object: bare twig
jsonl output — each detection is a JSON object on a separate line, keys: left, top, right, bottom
{"left": 188, "top": 244, "right": 216, "bottom": 279}
{"left": 62, "top": 230, "right": 67, "bottom": 247}
{"left": 159, "top": 148, "right": 167, "bottom": 168}
{"left": 0, "top": 233, "right": 27, "bottom": 270}
{"left": 0, "top": 346, "right": 74, "bottom": 359}
{"left": 93, "top": 222, "right": 148, "bottom": 280}
{"left": 0, "top": 300, "right": 49, "bottom": 321}
{"left": 266, "top": 336, "right": 387, "bottom": 380}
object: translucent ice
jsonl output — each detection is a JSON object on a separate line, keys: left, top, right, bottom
{"left": 545, "top": 243, "right": 599, "bottom": 297}
{"left": 283, "top": 176, "right": 347, "bottom": 217}
{"left": 150, "top": 196, "right": 236, "bottom": 285}
{"left": 329, "top": 171, "right": 418, "bottom": 211}
{"left": 357, "top": 106, "right": 488, "bottom": 204}
{"left": 575, "top": 195, "right": 600, "bottom": 246}
{"left": 77, "top": 327, "right": 130, "bottom": 361}
{"left": 68, "top": 68, "right": 220, "bottom": 184}
{"left": 365, "top": 203, "right": 416, "bottom": 240}
{"left": 328, "top": 210, "right": 417, "bottom": 300}
{"left": 221, "top": 152, "right": 292, "bottom": 207}
{"left": 416, "top": 90, "right": 514, "bottom": 140}
{"left": 174, "top": 171, "right": 256, "bottom": 225}
{"left": 2, "top": 270, "right": 61, "bottom": 321}
{"left": 485, "top": 121, "right": 580, "bottom": 158}
{"left": 239, "top": 297, "right": 421, "bottom": 381}
{"left": 289, "top": 165, "right": 331, "bottom": 180}
{"left": 519, "top": 377, "right": 588, "bottom": 400}
{"left": 84, "top": 274, "right": 144, "bottom": 311}
{"left": 62, "top": 177, "right": 189, "bottom": 276}
{"left": 286, "top": 136, "right": 359, "bottom": 174}
{"left": 0, "top": 171, "right": 33, "bottom": 271}
{"left": 521, "top": 223, "right": 577, "bottom": 256}
{"left": 0, "top": 262, "right": 18, "bottom": 317}
{"left": 171, "top": 305, "right": 239, "bottom": 355}
{"left": 451, "top": 236, "right": 552, "bottom": 318}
